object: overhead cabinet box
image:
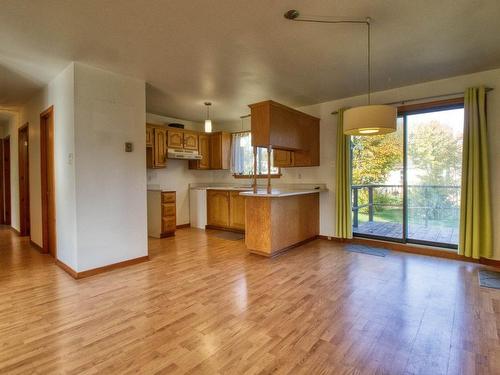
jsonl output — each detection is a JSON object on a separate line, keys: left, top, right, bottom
{"left": 249, "top": 100, "right": 320, "bottom": 167}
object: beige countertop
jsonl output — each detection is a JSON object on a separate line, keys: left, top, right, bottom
{"left": 239, "top": 188, "right": 326, "bottom": 197}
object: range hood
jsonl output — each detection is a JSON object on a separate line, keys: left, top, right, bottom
{"left": 167, "top": 148, "right": 202, "bottom": 160}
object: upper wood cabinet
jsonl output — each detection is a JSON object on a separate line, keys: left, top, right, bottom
{"left": 168, "top": 130, "right": 184, "bottom": 149}
{"left": 207, "top": 190, "right": 230, "bottom": 228}
{"left": 273, "top": 149, "right": 294, "bottom": 168}
{"left": 146, "top": 126, "right": 154, "bottom": 147}
{"left": 153, "top": 128, "right": 167, "bottom": 168}
{"left": 183, "top": 132, "right": 198, "bottom": 150}
{"left": 249, "top": 100, "right": 320, "bottom": 167}
{"left": 147, "top": 125, "right": 231, "bottom": 170}
{"left": 210, "top": 132, "right": 231, "bottom": 170}
{"left": 189, "top": 134, "right": 210, "bottom": 170}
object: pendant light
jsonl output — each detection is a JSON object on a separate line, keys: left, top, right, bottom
{"left": 204, "top": 102, "right": 212, "bottom": 133}
{"left": 284, "top": 10, "right": 397, "bottom": 136}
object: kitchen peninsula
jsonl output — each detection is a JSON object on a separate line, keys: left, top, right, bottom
{"left": 241, "top": 187, "right": 325, "bottom": 256}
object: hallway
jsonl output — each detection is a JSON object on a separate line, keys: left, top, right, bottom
{"left": 1, "top": 227, "right": 500, "bottom": 374}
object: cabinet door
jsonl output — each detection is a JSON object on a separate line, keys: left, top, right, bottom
{"left": 168, "top": 130, "right": 184, "bottom": 148}
{"left": 183, "top": 132, "right": 199, "bottom": 150}
{"left": 209, "top": 132, "right": 231, "bottom": 170}
{"left": 199, "top": 134, "right": 210, "bottom": 169}
{"left": 207, "top": 190, "right": 230, "bottom": 228}
{"left": 273, "top": 149, "right": 294, "bottom": 167}
{"left": 154, "top": 128, "right": 167, "bottom": 168}
{"left": 229, "top": 191, "right": 246, "bottom": 230}
{"left": 146, "top": 126, "right": 154, "bottom": 147}
{"left": 209, "top": 133, "right": 222, "bottom": 169}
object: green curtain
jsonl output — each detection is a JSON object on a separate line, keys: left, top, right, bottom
{"left": 459, "top": 87, "right": 492, "bottom": 259}
{"left": 335, "top": 108, "right": 353, "bottom": 239}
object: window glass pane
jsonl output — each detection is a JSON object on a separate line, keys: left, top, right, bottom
{"left": 231, "top": 132, "right": 279, "bottom": 176}
{"left": 407, "top": 108, "right": 463, "bottom": 245}
{"left": 351, "top": 118, "right": 404, "bottom": 239}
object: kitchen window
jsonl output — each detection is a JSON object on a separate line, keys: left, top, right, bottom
{"left": 231, "top": 132, "right": 280, "bottom": 178}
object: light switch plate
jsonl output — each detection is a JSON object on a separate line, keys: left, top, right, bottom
{"left": 125, "top": 142, "right": 133, "bottom": 152}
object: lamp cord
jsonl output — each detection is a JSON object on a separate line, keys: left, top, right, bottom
{"left": 367, "top": 20, "right": 371, "bottom": 105}
{"left": 286, "top": 14, "right": 372, "bottom": 106}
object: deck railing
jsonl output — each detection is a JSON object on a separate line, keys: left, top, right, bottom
{"left": 352, "top": 184, "right": 460, "bottom": 228}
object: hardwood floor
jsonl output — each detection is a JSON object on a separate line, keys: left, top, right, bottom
{"left": 1, "top": 226, "right": 499, "bottom": 374}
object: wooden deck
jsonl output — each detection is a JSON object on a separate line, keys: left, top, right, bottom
{"left": 354, "top": 221, "right": 459, "bottom": 245}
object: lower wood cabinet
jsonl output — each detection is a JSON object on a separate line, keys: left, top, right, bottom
{"left": 147, "top": 190, "right": 176, "bottom": 238}
{"left": 206, "top": 189, "right": 246, "bottom": 232}
{"left": 229, "top": 191, "right": 246, "bottom": 230}
{"left": 207, "top": 190, "right": 230, "bottom": 228}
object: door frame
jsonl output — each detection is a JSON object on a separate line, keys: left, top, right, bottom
{"left": 352, "top": 98, "right": 464, "bottom": 249}
{"left": 3, "top": 136, "right": 11, "bottom": 226}
{"left": 18, "top": 123, "right": 30, "bottom": 236}
{"left": 40, "top": 106, "right": 56, "bottom": 257}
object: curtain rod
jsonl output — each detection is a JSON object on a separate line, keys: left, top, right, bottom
{"left": 330, "top": 87, "right": 494, "bottom": 115}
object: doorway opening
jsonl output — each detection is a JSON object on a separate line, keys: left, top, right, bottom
{"left": 18, "top": 124, "right": 30, "bottom": 236}
{"left": 0, "top": 136, "right": 11, "bottom": 225}
{"left": 40, "top": 107, "right": 56, "bottom": 257}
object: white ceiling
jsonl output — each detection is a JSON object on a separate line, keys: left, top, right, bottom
{"left": 1, "top": 0, "right": 500, "bottom": 122}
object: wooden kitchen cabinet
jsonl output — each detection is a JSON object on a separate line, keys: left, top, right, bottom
{"left": 153, "top": 127, "right": 167, "bottom": 168}
{"left": 249, "top": 100, "right": 320, "bottom": 167}
{"left": 273, "top": 149, "right": 294, "bottom": 167}
{"left": 206, "top": 189, "right": 246, "bottom": 232}
{"left": 146, "top": 125, "right": 154, "bottom": 147}
{"left": 207, "top": 190, "right": 230, "bottom": 228}
{"left": 189, "top": 134, "right": 210, "bottom": 170}
{"left": 229, "top": 191, "right": 246, "bottom": 230}
{"left": 147, "top": 190, "right": 176, "bottom": 238}
{"left": 183, "top": 132, "right": 199, "bottom": 150}
{"left": 209, "top": 132, "right": 231, "bottom": 170}
{"left": 168, "top": 130, "right": 184, "bottom": 148}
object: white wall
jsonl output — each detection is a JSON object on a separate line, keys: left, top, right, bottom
{"left": 15, "top": 62, "right": 147, "bottom": 272}
{"left": 146, "top": 114, "right": 213, "bottom": 225}
{"left": 210, "top": 68, "right": 500, "bottom": 259}
{"left": 14, "top": 64, "right": 79, "bottom": 269}
{"left": 74, "top": 63, "right": 147, "bottom": 272}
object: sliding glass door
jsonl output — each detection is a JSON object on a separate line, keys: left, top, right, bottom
{"left": 352, "top": 117, "right": 404, "bottom": 241}
{"left": 351, "top": 103, "right": 464, "bottom": 248}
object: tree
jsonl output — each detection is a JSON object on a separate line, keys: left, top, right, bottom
{"left": 408, "top": 121, "right": 462, "bottom": 186}
{"left": 351, "top": 131, "right": 403, "bottom": 185}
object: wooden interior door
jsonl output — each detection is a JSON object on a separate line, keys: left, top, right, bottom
{"left": 0, "top": 138, "right": 4, "bottom": 225}
{"left": 18, "top": 124, "right": 30, "bottom": 236}
{"left": 3, "top": 137, "right": 10, "bottom": 225}
{"left": 40, "top": 107, "right": 56, "bottom": 257}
